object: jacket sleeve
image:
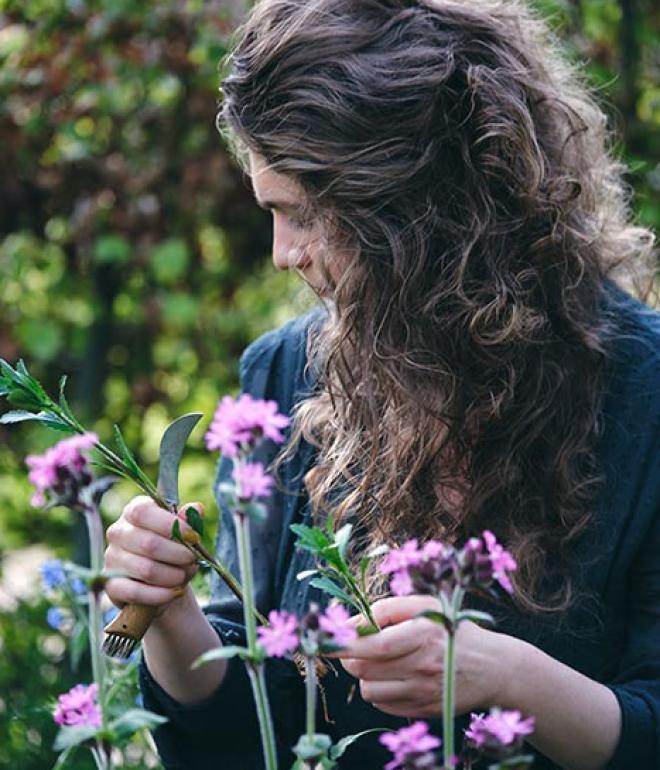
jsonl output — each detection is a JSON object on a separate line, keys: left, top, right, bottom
{"left": 605, "top": 496, "right": 660, "bottom": 769}
{"left": 139, "top": 312, "right": 322, "bottom": 769}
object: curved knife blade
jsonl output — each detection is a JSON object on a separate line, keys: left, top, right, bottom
{"left": 157, "top": 412, "right": 203, "bottom": 509}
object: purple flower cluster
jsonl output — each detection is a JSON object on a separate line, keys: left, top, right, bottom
{"left": 464, "top": 708, "right": 535, "bottom": 760}
{"left": 53, "top": 683, "right": 101, "bottom": 729}
{"left": 233, "top": 461, "right": 274, "bottom": 500}
{"left": 205, "top": 394, "right": 289, "bottom": 457}
{"left": 379, "top": 721, "right": 441, "bottom": 770}
{"left": 26, "top": 433, "right": 97, "bottom": 507}
{"left": 257, "top": 603, "right": 358, "bottom": 658}
{"left": 380, "top": 530, "right": 517, "bottom": 598}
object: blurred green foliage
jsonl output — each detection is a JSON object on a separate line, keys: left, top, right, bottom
{"left": 0, "top": 0, "right": 656, "bottom": 767}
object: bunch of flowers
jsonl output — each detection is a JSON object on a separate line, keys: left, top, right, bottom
{"left": 257, "top": 602, "right": 357, "bottom": 658}
{"left": 26, "top": 433, "right": 97, "bottom": 508}
{"left": 380, "top": 531, "right": 517, "bottom": 601}
{"left": 380, "top": 722, "right": 442, "bottom": 770}
{"left": 463, "top": 709, "right": 535, "bottom": 769}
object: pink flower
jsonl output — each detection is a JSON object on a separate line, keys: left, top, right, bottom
{"left": 389, "top": 569, "right": 414, "bottom": 597}
{"left": 482, "top": 530, "right": 517, "bottom": 594}
{"left": 205, "top": 394, "right": 289, "bottom": 457}
{"left": 53, "top": 683, "right": 101, "bottom": 729}
{"left": 465, "top": 708, "right": 535, "bottom": 748}
{"left": 318, "top": 603, "right": 357, "bottom": 647}
{"left": 379, "top": 539, "right": 422, "bottom": 575}
{"left": 26, "top": 433, "right": 98, "bottom": 507}
{"left": 257, "top": 610, "right": 299, "bottom": 657}
{"left": 379, "top": 721, "right": 441, "bottom": 770}
{"left": 233, "top": 462, "right": 274, "bottom": 499}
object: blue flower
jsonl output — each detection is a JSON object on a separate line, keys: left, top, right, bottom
{"left": 134, "top": 693, "right": 144, "bottom": 708}
{"left": 71, "top": 577, "right": 87, "bottom": 595}
{"left": 47, "top": 607, "right": 65, "bottom": 630}
{"left": 41, "top": 559, "right": 66, "bottom": 591}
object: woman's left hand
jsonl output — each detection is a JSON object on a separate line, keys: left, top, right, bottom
{"left": 337, "top": 595, "right": 521, "bottom": 719}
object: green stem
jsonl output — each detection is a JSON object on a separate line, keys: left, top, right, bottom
{"left": 247, "top": 665, "right": 278, "bottom": 770}
{"left": 305, "top": 654, "right": 317, "bottom": 741}
{"left": 83, "top": 506, "right": 108, "bottom": 734}
{"left": 442, "top": 628, "right": 456, "bottom": 769}
{"left": 234, "top": 509, "right": 278, "bottom": 770}
{"left": 441, "top": 586, "right": 465, "bottom": 770}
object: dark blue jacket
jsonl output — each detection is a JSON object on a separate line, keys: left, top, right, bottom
{"left": 141, "top": 288, "right": 660, "bottom": 769}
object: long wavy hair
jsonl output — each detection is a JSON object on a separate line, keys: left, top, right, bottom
{"left": 221, "top": 0, "right": 655, "bottom": 612}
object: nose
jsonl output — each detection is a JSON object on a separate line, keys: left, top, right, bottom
{"left": 271, "top": 214, "right": 311, "bottom": 272}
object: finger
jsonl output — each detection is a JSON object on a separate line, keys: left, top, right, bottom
{"left": 123, "top": 496, "right": 195, "bottom": 540}
{"left": 341, "top": 654, "right": 419, "bottom": 681}
{"left": 105, "top": 544, "right": 189, "bottom": 587}
{"left": 177, "top": 501, "right": 205, "bottom": 520}
{"left": 334, "top": 618, "right": 426, "bottom": 661}
{"left": 370, "top": 595, "right": 443, "bottom": 628}
{"left": 109, "top": 526, "right": 197, "bottom": 567}
{"left": 359, "top": 679, "right": 423, "bottom": 705}
{"left": 105, "top": 577, "right": 182, "bottom": 607}
{"left": 372, "top": 701, "right": 434, "bottom": 719}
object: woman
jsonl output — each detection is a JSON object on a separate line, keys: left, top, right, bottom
{"left": 104, "top": 1, "right": 659, "bottom": 768}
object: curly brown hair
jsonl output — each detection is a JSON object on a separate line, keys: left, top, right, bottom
{"left": 220, "top": 0, "right": 655, "bottom": 612}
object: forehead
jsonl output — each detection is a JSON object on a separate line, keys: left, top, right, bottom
{"left": 248, "top": 151, "right": 305, "bottom": 207}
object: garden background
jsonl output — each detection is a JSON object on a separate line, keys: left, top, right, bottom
{"left": 0, "top": 0, "right": 657, "bottom": 768}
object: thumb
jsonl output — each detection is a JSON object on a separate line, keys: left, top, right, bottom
{"left": 369, "top": 594, "right": 442, "bottom": 628}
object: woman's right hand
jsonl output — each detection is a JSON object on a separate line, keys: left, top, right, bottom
{"left": 104, "top": 495, "right": 202, "bottom": 617}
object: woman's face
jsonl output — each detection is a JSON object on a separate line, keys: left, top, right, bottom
{"left": 248, "top": 150, "right": 339, "bottom": 296}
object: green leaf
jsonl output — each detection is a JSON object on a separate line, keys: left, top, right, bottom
{"left": 110, "top": 708, "right": 167, "bottom": 738}
{"left": 51, "top": 745, "right": 77, "bottom": 770}
{"left": 418, "top": 609, "right": 452, "bottom": 631}
{"left": 185, "top": 506, "right": 205, "bottom": 538}
{"left": 58, "top": 375, "right": 74, "bottom": 420}
{"left": 488, "top": 755, "right": 535, "bottom": 770}
{"left": 112, "top": 424, "right": 139, "bottom": 474}
{"left": 292, "top": 733, "right": 332, "bottom": 761}
{"left": 457, "top": 609, "right": 495, "bottom": 626}
{"left": 291, "top": 523, "right": 331, "bottom": 553}
{"left": 309, "top": 576, "right": 355, "bottom": 608}
{"left": 0, "top": 410, "right": 71, "bottom": 431}
{"left": 356, "top": 624, "right": 379, "bottom": 637}
{"left": 171, "top": 519, "right": 184, "bottom": 544}
{"left": 6, "top": 390, "right": 42, "bottom": 410}
{"left": 192, "top": 645, "right": 249, "bottom": 668}
{"left": 53, "top": 725, "right": 99, "bottom": 751}
{"left": 329, "top": 728, "right": 387, "bottom": 759}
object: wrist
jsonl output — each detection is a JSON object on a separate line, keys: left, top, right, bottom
{"left": 493, "top": 633, "right": 537, "bottom": 710}
{"left": 150, "top": 584, "right": 201, "bottom": 632}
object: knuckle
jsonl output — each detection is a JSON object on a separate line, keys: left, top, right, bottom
{"left": 136, "top": 559, "right": 158, "bottom": 583}
{"left": 139, "top": 532, "right": 159, "bottom": 558}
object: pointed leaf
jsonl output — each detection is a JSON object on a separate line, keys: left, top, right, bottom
{"left": 329, "top": 728, "right": 386, "bottom": 760}
{"left": 113, "top": 424, "right": 139, "bottom": 473}
{"left": 58, "top": 375, "right": 73, "bottom": 420}
{"left": 356, "top": 624, "right": 379, "bottom": 637}
{"left": 51, "top": 745, "right": 77, "bottom": 770}
{"left": 110, "top": 708, "right": 167, "bottom": 738}
{"left": 334, "top": 523, "right": 353, "bottom": 560}
{"left": 185, "top": 506, "right": 205, "bottom": 538}
{"left": 192, "top": 645, "right": 249, "bottom": 668}
{"left": 53, "top": 725, "right": 99, "bottom": 751}
{"left": 290, "top": 523, "right": 331, "bottom": 553}
{"left": 418, "top": 609, "right": 452, "bottom": 631}
{"left": 309, "top": 576, "right": 355, "bottom": 608}
{"left": 457, "top": 609, "right": 495, "bottom": 627}
{"left": 171, "top": 519, "right": 184, "bottom": 544}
